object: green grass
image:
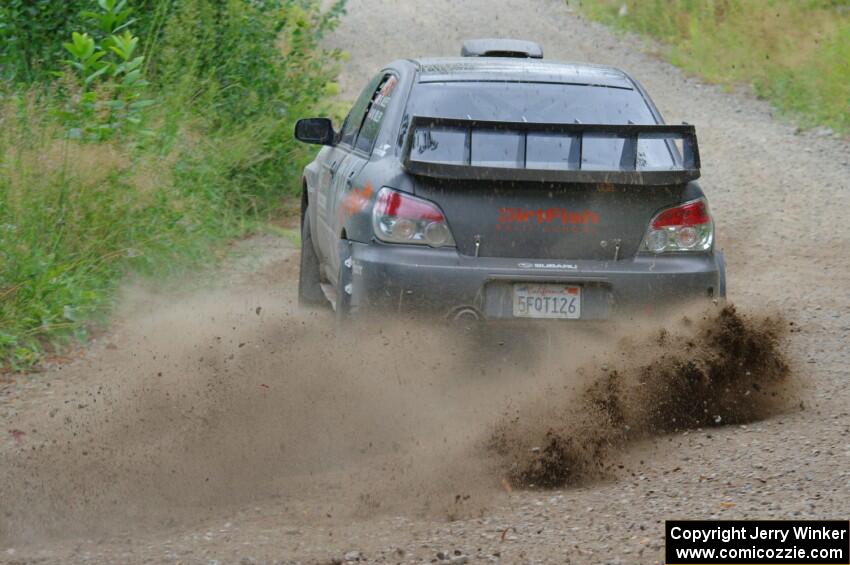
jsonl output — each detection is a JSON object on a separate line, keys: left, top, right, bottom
{"left": 0, "top": 93, "right": 250, "bottom": 368}
{"left": 575, "top": 0, "right": 850, "bottom": 133}
{"left": 0, "top": 0, "right": 345, "bottom": 370}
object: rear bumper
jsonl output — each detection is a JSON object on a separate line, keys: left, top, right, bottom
{"left": 349, "top": 241, "right": 725, "bottom": 320}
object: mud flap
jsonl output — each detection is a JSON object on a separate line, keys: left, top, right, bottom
{"left": 335, "top": 239, "right": 356, "bottom": 323}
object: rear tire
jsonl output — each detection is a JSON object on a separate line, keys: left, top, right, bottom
{"left": 298, "top": 207, "right": 325, "bottom": 307}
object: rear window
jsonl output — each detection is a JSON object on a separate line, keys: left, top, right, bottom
{"left": 404, "top": 82, "right": 677, "bottom": 170}
{"left": 406, "top": 82, "right": 657, "bottom": 125}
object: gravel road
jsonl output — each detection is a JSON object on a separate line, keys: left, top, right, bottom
{"left": 2, "top": 1, "right": 849, "bottom": 563}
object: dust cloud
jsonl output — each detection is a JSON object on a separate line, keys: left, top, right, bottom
{"left": 0, "top": 285, "right": 796, "bottom": 544}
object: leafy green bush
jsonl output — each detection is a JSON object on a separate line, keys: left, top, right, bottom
{"left": 0, "top": 0, "right": 344, "bottom": 369}
{"left": 577, "top": 0, "right": 850, "bottom": 133}
{"left": 58, "top": 2, "right": 153, "bottom": 140}
{"left": 0, "top": 1, "right": 85, "bottom": 82}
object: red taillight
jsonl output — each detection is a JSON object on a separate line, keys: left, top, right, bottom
{"left": 651, "top": 199, "right": 711, "bottom": 229}
{"left": 373, "top": 187, "right": 455, "bottom": 247}
{"left": 643, "top": 198, "right": 714, "bottom": 253}
{"left": 375, "top": 188, "right": 445, "bottom": 223}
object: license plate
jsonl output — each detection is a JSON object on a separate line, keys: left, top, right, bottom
{"left": 513, "top": 284, "right": 581, "bottom": 319}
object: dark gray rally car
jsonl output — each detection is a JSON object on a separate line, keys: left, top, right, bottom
{"left": 294, "top": 39, "right": 725, "bottom": 322}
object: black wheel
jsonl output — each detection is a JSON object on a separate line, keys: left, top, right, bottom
{"left": 298, "top": 206, "right": 325, "bottom": 307}
{"left": 335, "top": 239, "right": 354, "bottom": 322}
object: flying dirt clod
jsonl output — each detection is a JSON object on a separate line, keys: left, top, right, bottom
{"left": 488, "top": 305, "right": 794, "bottom": 488}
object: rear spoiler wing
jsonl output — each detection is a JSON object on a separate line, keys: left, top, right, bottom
{"left": 401, "top": 116, "right": 700, "bottom": 185}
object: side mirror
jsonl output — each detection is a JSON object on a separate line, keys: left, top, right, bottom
{"left": 295, "top": 118, "right": 335, "bottom": 145}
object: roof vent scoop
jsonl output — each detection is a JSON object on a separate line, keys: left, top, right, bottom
{"left": 461, "top": 39, "right": 543, "bottom": 59}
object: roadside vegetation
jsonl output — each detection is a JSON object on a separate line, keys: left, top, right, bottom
{"left": 575, "top": 0, "right": 850, "bottom": 134}
{"left": 0, "top": 0, "right": 345, "bottom": 370}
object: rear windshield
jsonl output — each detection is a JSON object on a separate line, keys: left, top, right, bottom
{"left": 404, "top": 82, "right": 679, "bottom": 170}
{"left": 407, "top": 82, "right": 657, "bottom": 124}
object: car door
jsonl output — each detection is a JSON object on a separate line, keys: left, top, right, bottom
{"left": 322, "top": 72, "right": 400, "bottom": 284}
{"left": 315, "top": 73, "right": 383, "bottom": 269}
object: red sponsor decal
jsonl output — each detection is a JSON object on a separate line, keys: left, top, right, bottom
{"left": 498, "top": 207, "right": 599, "bottom": 225}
